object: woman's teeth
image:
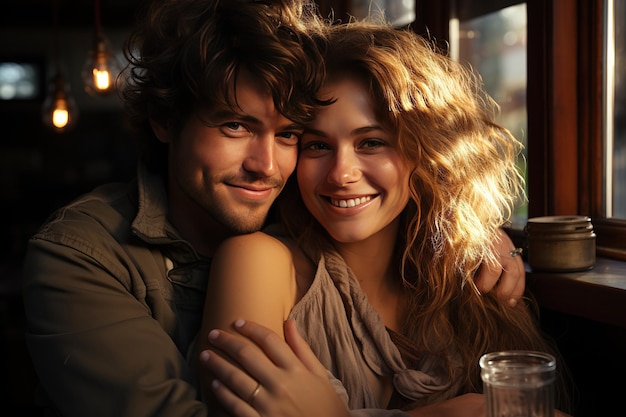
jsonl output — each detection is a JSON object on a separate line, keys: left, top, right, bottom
{"left": 330, "top": 196, "right": 371, "bottom": 208}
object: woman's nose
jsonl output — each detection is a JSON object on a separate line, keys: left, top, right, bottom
{"left": 326, "top": 151, "right": 362, "bottom": 186}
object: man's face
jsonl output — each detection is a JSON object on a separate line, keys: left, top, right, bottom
{"left": 161, "top": 70, "right": 300, "bottom": 250}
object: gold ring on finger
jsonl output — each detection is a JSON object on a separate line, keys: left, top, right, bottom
{"left": 247, "top": 382, "right": 261, "bottom": 406}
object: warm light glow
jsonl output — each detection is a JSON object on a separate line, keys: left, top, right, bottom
{"left": 93, "top": 68, "right": 111, "bottom": 91}
{"left": 42, "top": 72, "right": 77, "bottom": 132}
{"left": 52, "top": 107, "right": 69, "bottom": 129}
{"left": 45, "top": 0, "right": 77, "bottom": 132}
{"left": 83, "top": 30, "right": 120, "bottom": 96}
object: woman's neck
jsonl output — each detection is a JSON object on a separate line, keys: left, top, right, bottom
{"left": 333, "top": 218, "right": 405, "bottom": 331}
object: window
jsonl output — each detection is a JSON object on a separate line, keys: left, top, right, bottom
{"left": 448, "top": 0, "right": 626, "bottom": 260}
{"left": 450, "top": 3, "right": 528, "bottom": 228}
{"left": 605, "top": 0, "right": 626, "bottom": 218}
{"left": 0, "top": 60, "right": 44, "bottom": 101}
{"left": 579, "top": 0, "right": 626, "bottom": 259}
{"left": 351, "top": 0, "right": 416, "bottom": 27}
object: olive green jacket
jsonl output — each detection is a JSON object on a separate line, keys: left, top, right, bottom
{"left": 22, "top": 163, "right": 210, "bottom": 417}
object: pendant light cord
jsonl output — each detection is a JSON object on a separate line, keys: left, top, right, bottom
{"left": 51, "top": 0, "right": 60, "bottom": 74}
{"left": 93, "top": 0, "right": 102, "bottom": 34}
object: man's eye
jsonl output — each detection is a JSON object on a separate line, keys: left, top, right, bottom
{"left": 220, "top": 122, "right": 251, "bottom": 137}
{"left": 224, "top": 122, "right": 243, "bottom": 131}
{"left": 277, "top": 131, "right": 301, "bottom": 143}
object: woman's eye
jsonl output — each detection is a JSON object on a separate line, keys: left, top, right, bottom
{"left": 301, "top": 141, "right": 331, "bottom": 151}
{"left": 361, "top": 139, "right": 386, "bottom": 149}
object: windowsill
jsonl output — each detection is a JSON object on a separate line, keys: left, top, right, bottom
{"left": 526, "top": 257, "right": 626, "bottom": 329}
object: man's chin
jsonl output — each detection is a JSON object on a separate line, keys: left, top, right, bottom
{"left": 224, "top": 215, "right": 268, "bottom": 235}
{"left": 208, "top": 202, "right": 271, "bottom": 235}
{"left": 232, "top": 224, "right": 265, "bottom": 235}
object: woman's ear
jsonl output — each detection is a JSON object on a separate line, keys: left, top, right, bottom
{"left": 150, "top": 117, "right": 171, "bottom": 144}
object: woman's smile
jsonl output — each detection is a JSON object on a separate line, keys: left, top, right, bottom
{"left": 328, "top": 195, "right": 374, "bottom": 208}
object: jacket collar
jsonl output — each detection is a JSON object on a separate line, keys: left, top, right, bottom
{"left": 131, "top": 162, "right": 177, "bottom": 241}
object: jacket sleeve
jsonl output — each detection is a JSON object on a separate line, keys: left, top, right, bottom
{"left": 22, "top": 236, "right": 208, "bottom": 417}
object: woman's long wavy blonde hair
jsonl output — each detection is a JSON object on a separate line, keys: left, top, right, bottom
{"left": 279, "top": 20, "right": 570, "bottom": 405}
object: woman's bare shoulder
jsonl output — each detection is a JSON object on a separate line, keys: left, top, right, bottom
{"left": 210, "top": 232, "right": 297, "bottom": 293}
{"left": 215, "top": 230, "right": 316, "bottom": 300}
{"left": 215, "top": 231, "right": 292, "bottom": 260}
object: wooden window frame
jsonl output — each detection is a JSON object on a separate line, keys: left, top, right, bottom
{"left": 527, "top": 0, "right": 626, "bottom": 260}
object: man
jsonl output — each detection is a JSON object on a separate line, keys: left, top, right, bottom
{"left": 21, "top": 1, "right": 524, "bottom": 416}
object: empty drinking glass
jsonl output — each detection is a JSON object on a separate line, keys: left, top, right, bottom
{"left": 479, "top": 350, "right": 556, "bottom": 417}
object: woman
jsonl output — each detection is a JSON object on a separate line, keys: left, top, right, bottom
{"left": 197, "top": 20, "right": 569, "bottom": 416}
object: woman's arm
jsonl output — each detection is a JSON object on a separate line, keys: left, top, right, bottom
{"left": 196, "top": 232, "right": 298, "bottom": 404}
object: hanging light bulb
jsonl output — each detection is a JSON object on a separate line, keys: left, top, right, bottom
{"left": 42, "top": 71, "right": 78, "bottom": 131}
{"left": 82, "top": 0, "right": 121, "bottom": 95}
{"left": 42, "top": 0, "right": 78, "bottom": 132}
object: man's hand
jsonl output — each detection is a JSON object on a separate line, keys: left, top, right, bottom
{"left": 474, "top": 228, "right": 525, "bottom": 307}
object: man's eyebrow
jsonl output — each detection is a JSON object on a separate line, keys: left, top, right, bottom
{"left": 208, "top": 108, "right": 254, "bottom": 122}
{"left": 204, "top": 109, "right": 304, "bottom": 131}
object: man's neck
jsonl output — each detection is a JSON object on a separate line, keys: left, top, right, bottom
{"left": 169, "top": 208, "right": 231, "bottom": 258}
{"left": 166, "top": 185, "right": 232, "bottom": 259}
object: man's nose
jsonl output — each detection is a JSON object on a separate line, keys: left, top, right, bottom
{"left": 242, "top": 134, "right": 277, "bottom": 176}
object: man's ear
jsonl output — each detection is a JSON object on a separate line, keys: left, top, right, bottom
{"left": 150, "top": 117, "right": 171, "bottom": 144}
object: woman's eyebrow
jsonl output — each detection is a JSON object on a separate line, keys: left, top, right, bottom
{"left": 304, "top": 124, "right": 384, "bottom": 137}
{"left": 303, "top": 126, "right": 328, "bottom": 137}
{"left": 350, "top": 125, "right": 385, "bottom": 136}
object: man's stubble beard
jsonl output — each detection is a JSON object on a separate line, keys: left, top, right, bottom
{"left": 178, "top": 170, "right": 283, "bottom": 235}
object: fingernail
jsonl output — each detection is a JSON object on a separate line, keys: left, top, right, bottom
{"left": 508, "top": 298, "right": 518, "bottom": 307}
{"left": 199, "top": 350, "right": 210, "bottom": 362}
{"left": 212, "top": 379, "right": 222, "bottom": 389}
{"left": 234, "top": 319, "right": 245, "bottom": 328}
{"left": 208, "top": 329, "right": 220, "bottom": 340}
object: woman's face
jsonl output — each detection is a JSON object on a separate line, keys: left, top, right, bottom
{"left": 297, "top": 76, "right": 412, "bottom": 244}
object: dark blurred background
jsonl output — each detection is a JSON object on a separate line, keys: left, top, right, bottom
{"left": 1, "top": 1, "right": 142, "bottom": 414}
{"left": 0, "top": 1, "right": 359, "bottom": 414}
